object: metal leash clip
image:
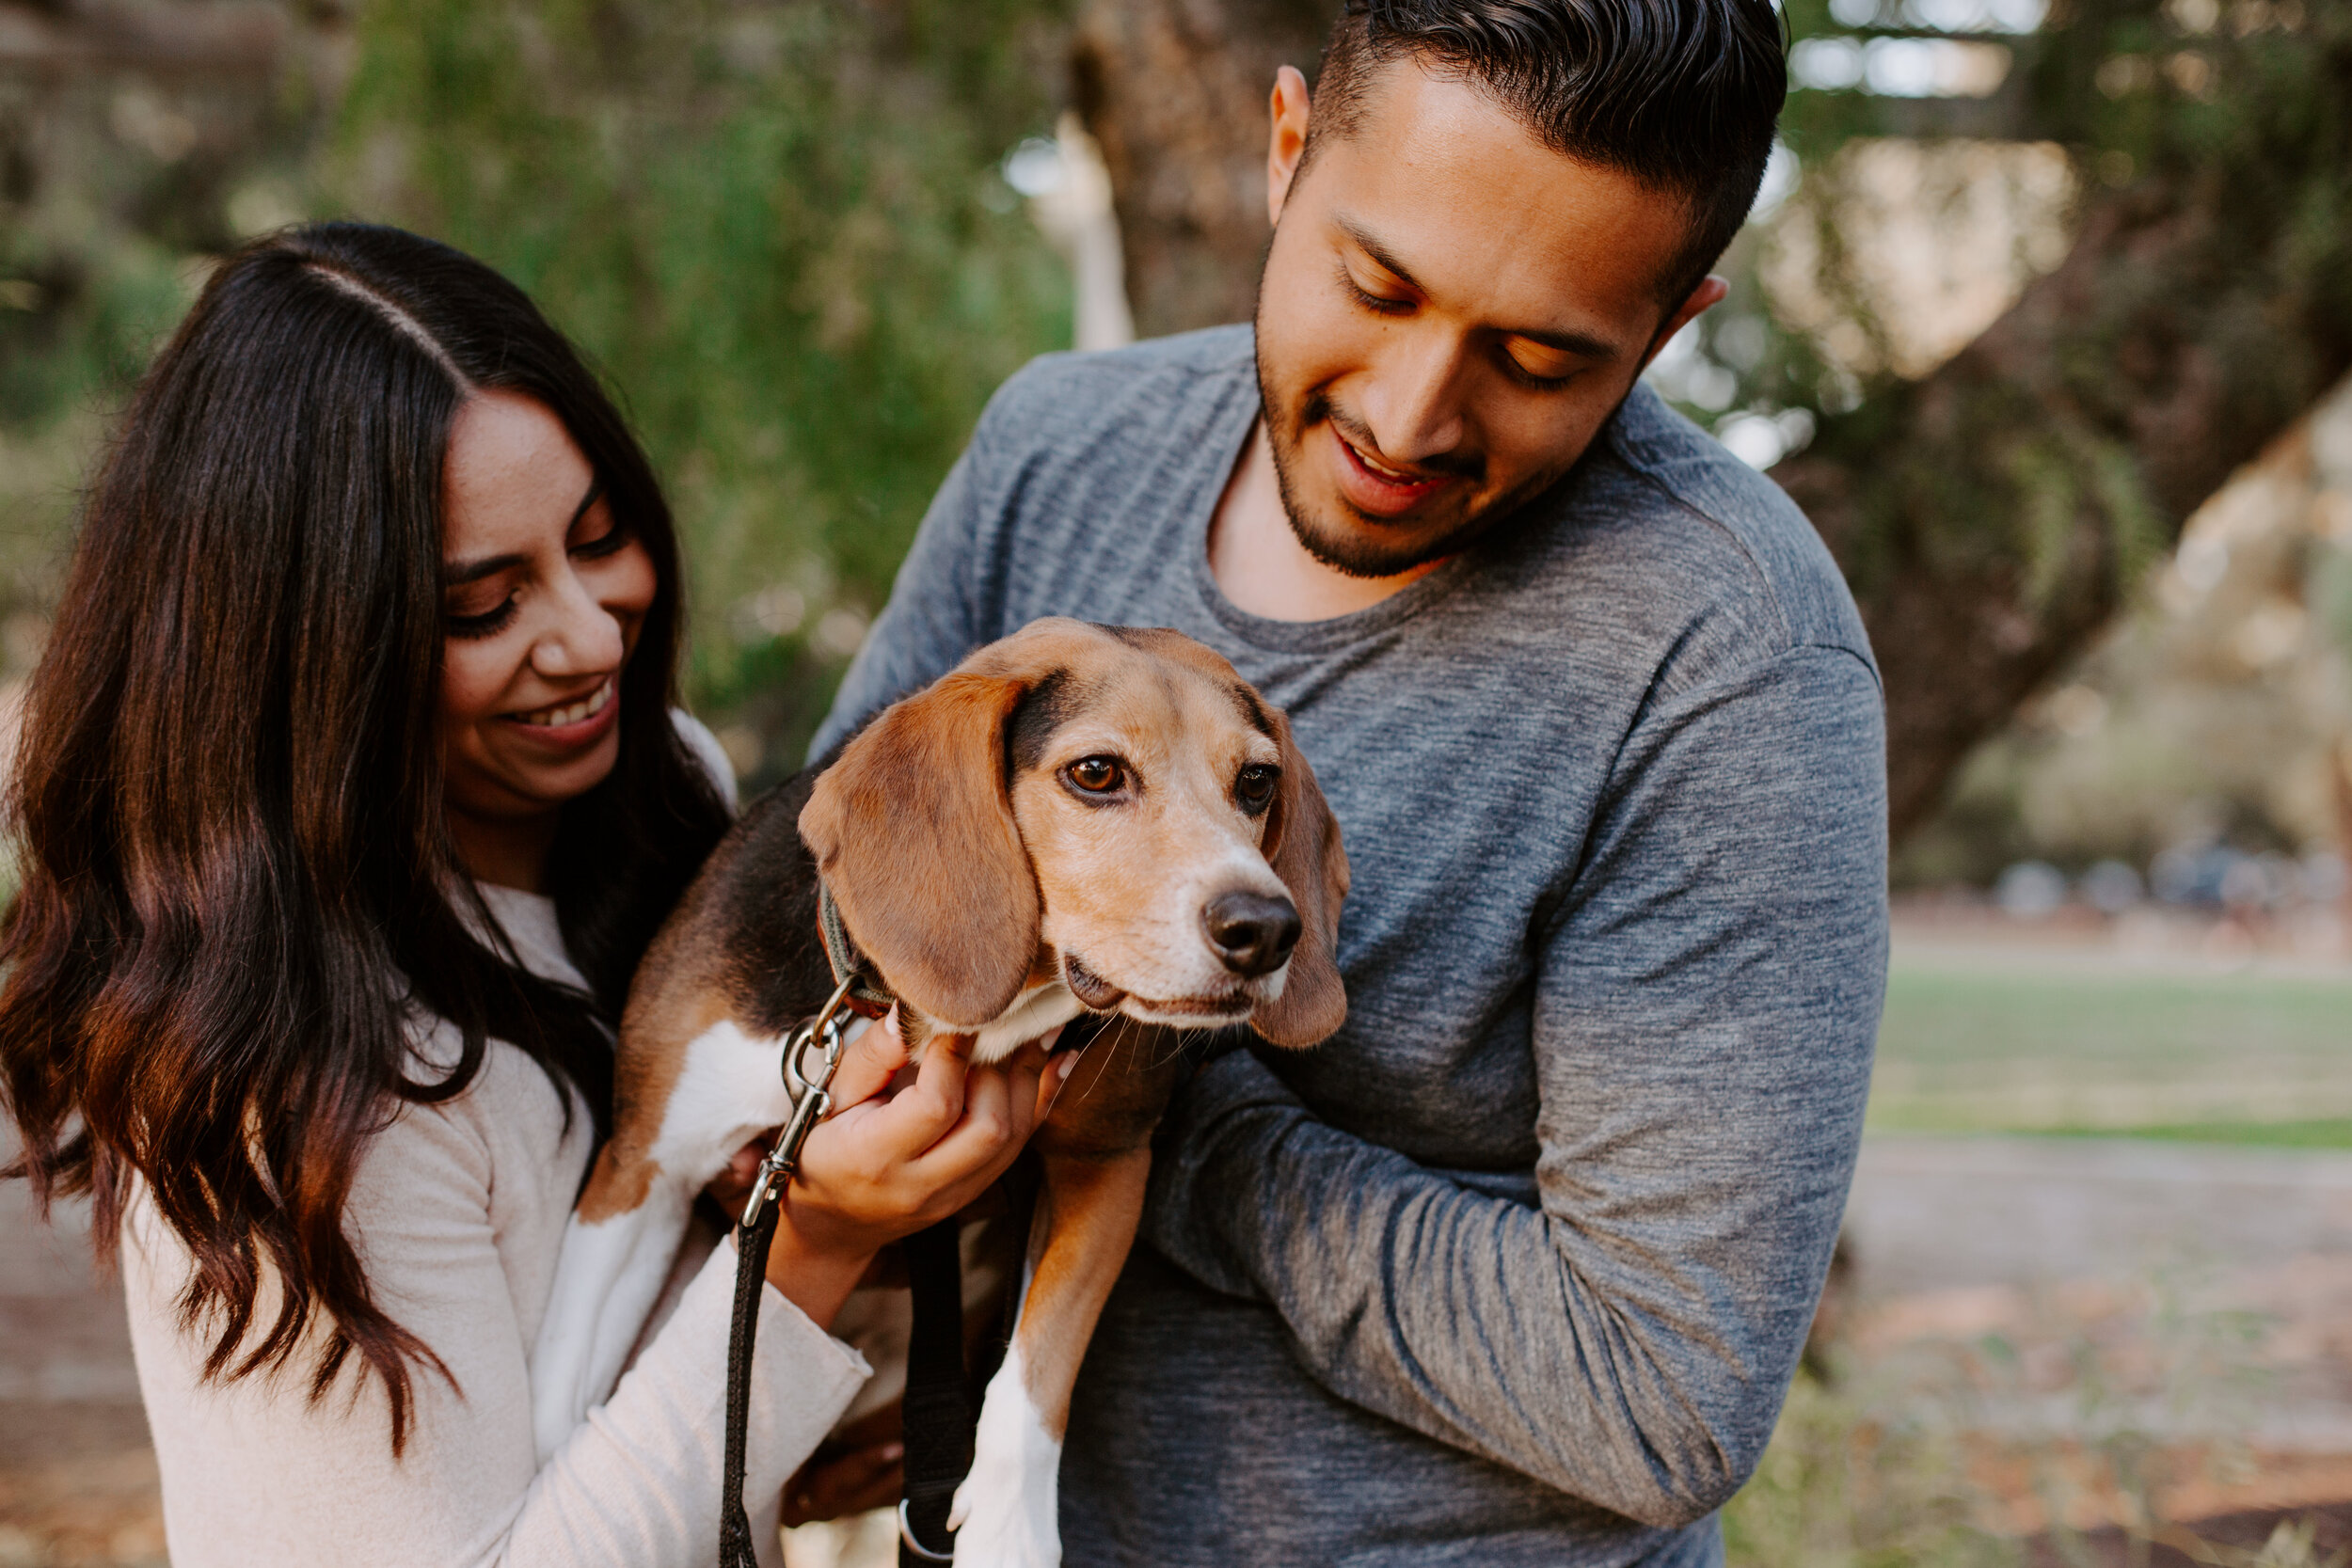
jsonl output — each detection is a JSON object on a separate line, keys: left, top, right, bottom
{"left": 898, "top": 1498, "right": 956, "bottom": 1562}
{"left": 739, "top": 974, "right": 860, "bottom": 1230}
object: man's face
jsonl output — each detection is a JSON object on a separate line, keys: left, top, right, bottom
{"left": 1254, "top": 60, "right": 1720, "bottom": 578}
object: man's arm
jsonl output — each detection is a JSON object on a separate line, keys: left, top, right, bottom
{"left": 808, "top": 443, "right": 992, "bottom": 762}
{"left": 1140, "top": 645, "right": 1887, "bottom": 1529}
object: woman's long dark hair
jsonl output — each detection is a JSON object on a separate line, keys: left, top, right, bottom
{"left": 0, "top": 223, "right": 731, "bottom": 1450}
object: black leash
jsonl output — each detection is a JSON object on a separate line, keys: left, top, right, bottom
{"left": 719, "top": 1186, "right": 785, "bottom": 1568}
{"left": 717, "top": 889, "right": 978, "bottom": 1567}
{"left": 895, "top": 1217, "right": 969, "bottom": 1563}
{"left": 826, "top": 882, "right": 973, "bottom": 1564}
{"left": 719, "top": 974, "right": 858, "bottom": 1568}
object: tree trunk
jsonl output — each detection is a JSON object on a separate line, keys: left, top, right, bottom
{"left": 1070, "top": 0, "right": 1328, "bottom": 339}
{"left": 1073, "top": 0, "right": 2352, "bottom": 840}
{"left": 1779, "top": 173, "right": 2352, "bottom": 835}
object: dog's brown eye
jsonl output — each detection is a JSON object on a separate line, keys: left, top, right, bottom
{"left": 1067, "top": 756, "right": 1125, "bottom": 794}
{"left": 1236, "top": 763, "right": 1279, "bottom": 815}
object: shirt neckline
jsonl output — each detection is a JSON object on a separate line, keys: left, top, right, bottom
{"left": 468, "top": 880, "right": 587, "bottom": 990}
{"left": 1184, "top": 350, "right": 1479, "bottom": 658}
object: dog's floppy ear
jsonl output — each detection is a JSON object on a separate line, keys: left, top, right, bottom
{"left": 1250, "top": 709, "right": 1348, "bottom": 1047}
{"left": 800, "top": 668, "right": 1041, "bottom": 1029}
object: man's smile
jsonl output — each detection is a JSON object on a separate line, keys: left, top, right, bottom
{"left": 1324, "top": 420, "right": 1461, "bottom": 518}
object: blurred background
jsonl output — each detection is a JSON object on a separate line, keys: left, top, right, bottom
{"left": 3, "top": 0, "right": 2351, "bottom": 1563}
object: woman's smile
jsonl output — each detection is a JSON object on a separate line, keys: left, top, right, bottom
{"left": 504, "top": 674, "right": 618, "bottom": 743}
{"left": 437, "top": 388, "right": 658, "bottom": 888}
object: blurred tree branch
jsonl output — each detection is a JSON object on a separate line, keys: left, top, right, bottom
{"left": 0, "top": 0, "right": 283, "bottom": 78}
{"left": 1073, "top": 0, "right": 2352, "bottom": 838}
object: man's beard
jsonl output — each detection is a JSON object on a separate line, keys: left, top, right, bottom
{"left": 1253, "top": 348, "right": 1552, "bottom": 582}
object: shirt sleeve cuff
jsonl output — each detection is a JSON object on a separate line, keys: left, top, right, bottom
{"left": 671, "top": 1235, "right": 873, "bottom": 1502}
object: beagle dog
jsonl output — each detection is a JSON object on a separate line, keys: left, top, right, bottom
{"left": 529, "top": 617, "right": 1348, "bottom": 1566}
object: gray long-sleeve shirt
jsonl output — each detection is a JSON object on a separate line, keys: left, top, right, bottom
{"left": 810, "top": 325, "right": 1888, "bottom": 1566}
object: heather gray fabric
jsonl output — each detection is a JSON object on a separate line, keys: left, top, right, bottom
{"left": 810, "top": 325, "right": 1888, "bottom": 1567}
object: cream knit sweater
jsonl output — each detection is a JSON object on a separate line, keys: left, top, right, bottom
{"left": 119, "top": 882, "right": 870, "bottom": 1568}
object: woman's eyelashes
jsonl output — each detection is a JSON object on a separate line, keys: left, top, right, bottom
{"left": 567, "top": 503, "right": 630, "bottom": 560}
{"left": 440, "top": 515, "right": 633, "bottom": 639}
{"left": 444, "top": 594, "right": 518, "bottom": 641}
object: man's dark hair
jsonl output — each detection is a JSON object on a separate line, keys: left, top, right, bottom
{"left": 1306, "top": 0, "right": 1788, "bottom": 308}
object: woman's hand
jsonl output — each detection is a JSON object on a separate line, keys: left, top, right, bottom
{"left": 748, "top": 1008, "right": 1071, "bottom": 1327}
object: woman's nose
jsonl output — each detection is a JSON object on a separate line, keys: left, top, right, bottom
{"left": 530, "top": 571, "right": 626, "bottom": 678}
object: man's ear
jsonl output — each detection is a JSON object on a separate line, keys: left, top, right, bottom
{"left": 799, "top": 670, "right": 1041, "bottom": 1030}
{"left": 1249, "top": 707, "right": 1349, "bottom": 1048}
{"left": 1640, "top": 275, "right": 1730, "bottom": 374}
{"left": 1266, "top": 64, "right": 1312, "bottom": 229}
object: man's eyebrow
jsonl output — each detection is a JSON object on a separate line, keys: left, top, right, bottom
{"left": 442, "top": 479, "right": 604, "bottom": 585}
{"left": 1333, "top": 214, "right": 1621, "bottom": 363}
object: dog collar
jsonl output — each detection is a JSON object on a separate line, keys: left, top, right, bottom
{"left": 814, "top": 881, "right": 898, "bottom": 1020}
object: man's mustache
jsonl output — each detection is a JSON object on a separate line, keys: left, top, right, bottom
{"left": 1299, "top": 390, "right": 1485, "bottom": 485}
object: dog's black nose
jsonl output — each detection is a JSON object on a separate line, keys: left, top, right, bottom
{"left": 1202, "top": 891, "right": 1301, "bottom": 977}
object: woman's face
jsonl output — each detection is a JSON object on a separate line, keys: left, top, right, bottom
{"left": 437, "top": 388, "right": 658, "bottom": 849}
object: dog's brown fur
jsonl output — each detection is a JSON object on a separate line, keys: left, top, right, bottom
{"left": 800, "top": 620, "right": 1345, "bottom": 1049}
{"left": 566, "top": 619, "right": 1347, "bottom": 1560}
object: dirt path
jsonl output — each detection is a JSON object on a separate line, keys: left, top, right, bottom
{"left": 6, "top": 1133, "right": 2349, "bottom": 1563}
{"left": 1840, "top": 1135, "right": 2352, "bottom": 1531}
{"left": 0, "top": 1142, "right": 163, "bottom": 1568}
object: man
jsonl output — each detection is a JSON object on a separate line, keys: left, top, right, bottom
{"left": 811, "top": 1, "right": 1887, "bottom": 1561}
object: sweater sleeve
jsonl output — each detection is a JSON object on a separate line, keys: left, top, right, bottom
{"left": 1137, "top": 645, "right": 1887, "bottom": 1528}
{"left": 122, "top": 1087, "right": 869, "bottom": 1568}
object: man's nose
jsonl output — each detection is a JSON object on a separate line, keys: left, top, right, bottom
{"left": 1202, "top": 891, "right": 1302, "bottom": 977}
{"left": 1359, "top": 334, "right": 1468, "bottom": 463}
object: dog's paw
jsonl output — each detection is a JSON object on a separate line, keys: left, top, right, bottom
{"left": 946, "top": 1351, "right": 1063, "bottom": 1568}
{"left": 946, "top": 1480, "right": 1060, "bottom": 1568}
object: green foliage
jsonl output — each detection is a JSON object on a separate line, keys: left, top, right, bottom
{"left": 326, "top": 0, "right": 1074, "bottom": 773}
{"left": 1773, "top": 0, "right": 2350, "bottom": 178}
{"left": 0, "top": 234, "right": 188, "bottom": 619}
{"left": 0, "top": 233, "right": 184, "bottom": 431}
{"left": 0, "top": 58, "right": 311, "bottom": 626}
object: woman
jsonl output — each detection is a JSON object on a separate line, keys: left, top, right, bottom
{"left": 0, "top": 222, "right": 1057, "bottom": 1566}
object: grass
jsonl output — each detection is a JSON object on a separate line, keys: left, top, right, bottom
{"left": 2036, "top": 1118, "right": 2352, "bottom": 1148}
{"left": 1724, "top": 1266, "right": 2320, "bottom": 1568}
{"left": 1723, "top": 1370, "right": 2014, "bottom": 1568}
{"left": 1868, "top": 951, "right": 2352, "bottom": 1138}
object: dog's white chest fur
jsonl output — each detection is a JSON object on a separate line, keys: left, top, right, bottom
{"left": 965, "top": 979, "right": 1084, "bottom": 1064}
{"left": 529, "top": 1015, "right": 817, "bottom": 1462}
